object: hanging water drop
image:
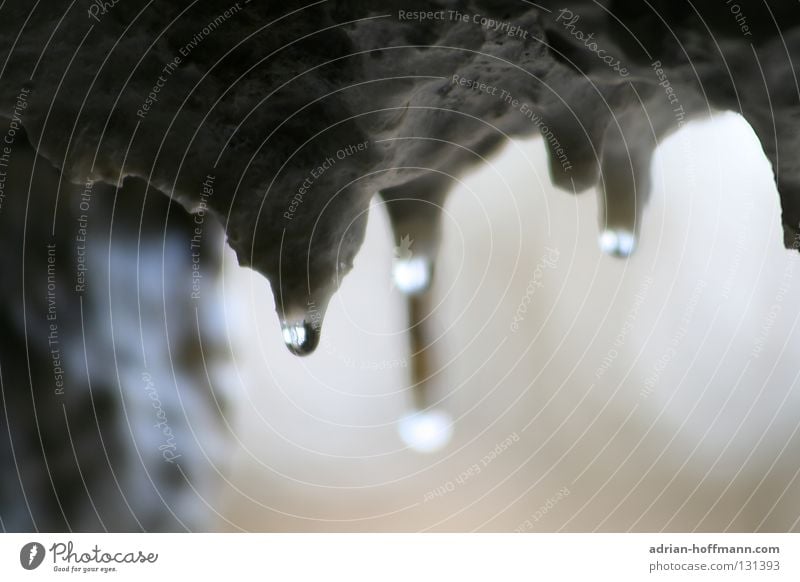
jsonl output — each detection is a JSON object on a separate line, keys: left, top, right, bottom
{"left": 379, "top": 177, "right": 455, "bottom": 452}
{"left": 398, "top": 409, "right": 454, "bottom": 453}
{"left": 394, "top": 249, "right": 452, "bottom": 453}
{"left": 280, "top": 319, "right": 320, "bottom": 356}
{"left": 598, "top": 228, "right": 636, "bottom": 257}
{"left": 595, "top": 103, "right": 656, "bottom": 259}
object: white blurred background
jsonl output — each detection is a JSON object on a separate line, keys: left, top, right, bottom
{"left": 215, "top": 112, "right": 800, "bottom": 532}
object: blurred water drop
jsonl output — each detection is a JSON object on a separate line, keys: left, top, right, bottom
{"left": 398, "top": 409, "right": 453, "bottom": 453}
{"left": 598, "top": 229, "right": 636, "bottom": 258}
{"left": 393, "top": 255, "right": 433, "bottom": 295}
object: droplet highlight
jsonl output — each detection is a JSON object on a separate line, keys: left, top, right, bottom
{"left": 599, "top": 229, "right": 636, "bottom": 258}
{"left": 280, "top": 320, "right": 320, "bottom": 356}
{"left": 398, "top": 409, "right": 453, "bottom": 453}
{"left": 392, "top": 255, "right": 433, "bottom": 295}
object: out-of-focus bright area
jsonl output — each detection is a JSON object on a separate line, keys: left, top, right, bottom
{"left": 216, "top": 112, "right": 800, "bottom": 532}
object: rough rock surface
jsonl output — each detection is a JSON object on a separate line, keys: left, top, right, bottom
{"left": 3, "top": 0, "right": 799, "bottom": 337}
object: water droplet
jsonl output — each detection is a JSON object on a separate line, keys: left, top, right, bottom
{"left": 599, "top": 229, "right": 636, "bottom": 258}
{"left": 280, "top": 320, "right": 320, "bottom": 356}
{"left": 398, "top": 409, "right": 453, "bottom": 453}
{"left": 392, "top": 255, "right": 433, "bottom": 295}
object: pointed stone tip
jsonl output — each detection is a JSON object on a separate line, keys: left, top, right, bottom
{"left": 599, "top": 229, "right": 636, "bottom": 258}
{"left": 398, "top": 409, "right": 453, "bottom": 453}
{"left": 281, "top": 320, "right": 320, "bottom": 356}
{"left": 392, "top": 256, "right": 433, "bottom": 295}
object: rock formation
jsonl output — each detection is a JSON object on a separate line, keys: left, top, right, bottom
{"left": 1, "top": 0, "right": 798, "bottom": 530}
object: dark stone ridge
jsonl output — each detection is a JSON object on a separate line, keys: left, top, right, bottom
{"left": 1, "top": 0, "right": 798, "bottom": 326}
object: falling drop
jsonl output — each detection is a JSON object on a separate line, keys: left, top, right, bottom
{"left": 398, "top": 409, "right": 454, "bottom": 453}
{"left": 392, "top": 255, "right": 433, "bottom": 295}
{"left": 280, "top": 319, "right": 320, "bottom": 356}
{"left": 379, "top": 176, "right": 454, "bottom": 452}
{"left": 396, "top": 290, "right": 453, "bottom": 452}
{"left": 598, "top": 229, "right": 636, "bottom": 258}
